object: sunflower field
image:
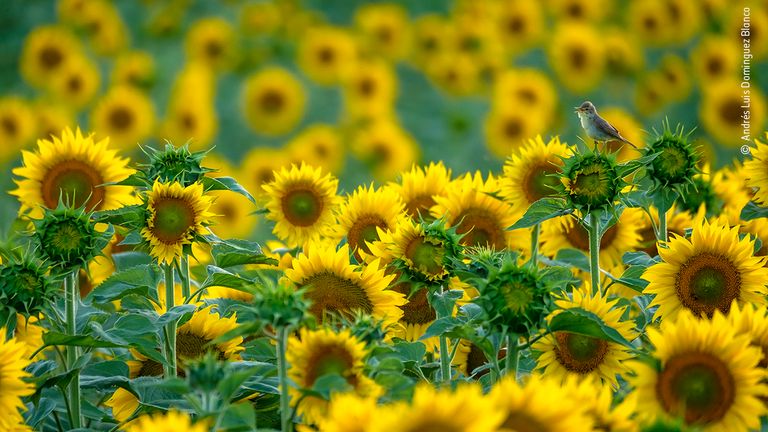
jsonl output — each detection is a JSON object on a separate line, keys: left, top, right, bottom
{"left": 3, "top": 0, "right": 768, "bottom": 431}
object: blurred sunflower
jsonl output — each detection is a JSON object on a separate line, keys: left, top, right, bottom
{"left": 661, "top": 0, "right": 702, "bottom": 45}
{"left": 160, "top": 63, "right": 217, "bottom": 149}
{"left": 627, "top": 0, "right": 672, "bottom": 46}
{"left": 541, "top": 209, "right": 644, "bottom": 269}
{"left": 11, "top": 127, "right": 135, "bottom": 217}
{"left": 0, "top": 333, "right": 35, "bottom": 431}
{"left": 333, "top": 184, "right": 404, "bottom": 260}
{"left": 643, "top": 219, "right": 768, "bottom": 320}
{"left": 33, "top": 102, "right": 74, "bottom": 143}
{"left": 111, "top": 51, "right": 156, "bottom": 88}
{"left": 485, "top": 106, "right": 547, "bottom": 158}
{"left": 728, "top": 301, "right": 768, "bottom": 369}
{"left": 725, "top": 6, "right": 768, "bottom": 59}
{"left": 13, "top": 315, "right": 45, "bottom": 360}
{"left": 288, "top": 328, "right": 381, "bottom": 425}
{"left": 0, "top": 97, "right": 36, "bottom": 159}
{"left": 388, "top": 162, "right": 452, "bottom": 221}
{"left": 47, "top": 55, "right": 100, "bottom": 109}
{"left": 262, "top": 163, "right": 340, "bottom": 246}
{"left": 745, "top": 134, "right": 768, "bottom": 205}
{"left": 410, "top": 15, "right": 451, "bottom": 67}
{"left": 565, "top": 376, "right": 638, "bottom": 432}
{"left": 239, "top": 1, "right": 282, "bottom": 35}
{"left": 286, "top": 124, "right": 345, "bottom": 174}
{"left": 316, "top": 393, "right": 379, "bottom": 432}
{"left": 488, "top": 374, "right": 592, "bottom": 431}
{"left": 140, "top": 181, "right": 215, "bottom": 265}
{"left": 452, "top": 15, "right": 503, "bottom": 61}
{"left": 690, "top": 36, "right": 740, "bottom": 86}
{"left": 342, "top": 59, "right": 397, "bottom": 122}
{"left": 285, "top": 243, "right": 403, "bottom": 325}
{"left": 76, "top": 0, "right": 128, "bottom": 56}
{"left": 351, "top": 119, "right": 419, "bottom": 181}
{"left": 630, "top": 310, "right": 767, "bottom": 430}
{"left": 297, "top": 26, "right": 358, "bottom": 85}
{"left": 124, "top": 411, "right": 207, "bottom": 432}
{"left": 547, "top": 23, "right": 605, "bottom": 94}
{"left": 208, "top": 190, "right": 257, "bottom": 240}
{"left": 20, "top": 25, "right": 82, "bottom": 88}
{"left": 657, "top": 55, "right": 692, "bottom": 102}
{"left": 425, "top": 52, "right": 481, "bottom": 96}
{"left": 242, "top": 67, "right": 306, "bottom": 136}
{"left": 492, "top": 69, "right": 557, "bottom": 126}
{"left": 354, "top": 3, "right": 411, "bottom": 60}
{"left": 371, "top": 384, "right": 502, "bottom": 432}
{"left": 533, "top": 288, "right": 637, "bottom": 388}
{"left": 700, "top": 79, "right": 766, "bottom": 148}
{"left": 240, "top": 146, "right": 291, "bottom": 203}
{"left": 186, "top": 17, "right": 239, "bottom": 72}
{"left": 431, "top": 172, "right": 526, "bottom": 251}
{"left": 90, "top": 86, "right": 156, "bottom": 150}
{"left": 500, "top": 135, "right": 568, "bottom": 217}
{"left": 78, "top": 253, "right": 115, "bottom": 298}
{"left": 636, "top": 205, "right": 692, "bottom": 257}
{"left": 634, "top": 72, "right": 669, "bottom": 117}
{"left": 548, "top": 0, "right": 611, "bottom": 22}
{"left": 603, "top": 29, "right": 645, "bottom": 76}
{"left": 495, "top": 0, "right": 544, "bottom": 54}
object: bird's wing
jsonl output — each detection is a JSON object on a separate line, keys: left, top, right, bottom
{"left": 595, "top": 115, "right": 621, "bottom": 138}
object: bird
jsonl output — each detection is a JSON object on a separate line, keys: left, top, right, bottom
{"left": 574, "top": 101, "right": 637, "bottom": 149}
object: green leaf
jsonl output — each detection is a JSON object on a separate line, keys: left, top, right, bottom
{"left": 420, "top": 316, "right": 462, "bottom": 340}
{"left": 201, "top": 265, "right": 252, "bottom": 289}
{"left": 606, "top": 265, "right": 649, "bottom": 293}
{"left": 741, "top": 201, "right": 768, "bottom": 221}
{"left": 211, "top": 239, "right": 278, "bottom": 268}
{"left": 616, "top": 152, "right": 659, "bottom": 178}
{"left": 202, "top": 176, "right": 256, "bottom": 203}
{"left": 217, "top": 363, "right": 272, "bottom": 401}
{"left": 92, "top": 204, "right": 145, "bottom": 227}
{"left": 507, "top": 197, "right": 572, "bottom": 230}
{"left": 427, "top": 289, "right": 463, "bottom": 317}
{"left": 548, "top": 308, "right": 634, "bottom": 348}
{"left": 104, "top": 172, "right": 150, "bottom": 188}
{"left": 391, "top": 341, "right": 426, "bottom": 364}
{"left": 308, "top": 374, "right": 352, "bottom": 399}
{"left": 622, "top": 251, "right": 657, "bottom": 267}
{"left": 42, "top": 332, "right": 124, "bottom": 349}
{"left": 24, "top": 398, "right": 57, "bottom": 428}
{"left": 553, "top": 248, "right": 590, "bottom": 273}
{"left": 157, "top": 304, "right": 197, "bottom": 326}
{"left": 87, "top": 264, "right": 161, "bottom": 304}
{"left": 112, "top": 252, "right": 152, "bottom": 271}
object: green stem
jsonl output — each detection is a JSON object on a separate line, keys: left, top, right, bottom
{"left": 65, "top": 271, "right": 82, "bottom": 429}
{"left": 588, "top": 213, "right": 602, "bottom": 296}
{"left": 529, "top": 224, "right": 540, "bottom": 266}
{"left": 180, "top": 255, "right": 191, "bottom": 300}
{"left": 657, "top": 208, "right": 668, "bottom": 243}
{"left": 439, "top": 333, "right": 451, "bottom": 383}
{"left": 276, "top": 327, "right": 292, "bottom": 432}
{"left": 163, "top": 264, "right": 177, "bottom": 378}
{"left": 505, "top": 333, "right": 519, "bottom": 380}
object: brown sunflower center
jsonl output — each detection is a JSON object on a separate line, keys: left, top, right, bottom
{"left": 305, "top": 343, "right": 357, "bottom": 386}
{"left": 67, "top": 75, "right": 83, "bottom": 93}
{"left": 554, "top": 331, "right": 609, "bottom": 373}
{"left": 506, "top": 16, "right": 525, "bottom": 34}
{"left": 137, "top": 358, "right": 165, "bottom": 377}
{"left": 656, "top": 352, "right": 735, "bottom": 424}
{"left": 563, "top": 222, "right": 618, "bottom": 253}
{"left": 569, "top": 47, "right": 587, "bottom": 70}
{"left": 393, "top": 282, "right": 435, "bottom": 325}
{"left": 259, "top": 90, "right": 285, "bottom": 114}
{"left": 405, "top": 194, "right": 436, "bottom": 220}
{"left": 347, "top": 214, "right": 387, "bottom": 256}
{"left": 676, "top": 253, "right": 740, "bottom": 317}
{"left": 2, "top": 116, "right": 18, "bottom": 137}
{"left": 706, "top": 57, "right": 723, "bottom": 76}
{"left": 303, "top": 272, "right": 374, "bottom": 320}
{"left": 218, "top": 201, "right": 236, "bottom": 221}
{"left": 501, "top": 412, "right": 550, "bottom": 432}
{"left": 40, "top": 46, "right": 64, "bottom": 70}
{"left": 516, "top": 88, "right": 537, "bottom": 104}
{"left": 405, "top": 237, "right": 445, "bottom": 277}
{"left": 718, "top": 98, "right": 743, "bottom": 124}
{"left": 109, "top": 106, "right": 135, "bottom": 131}
{"left": 421, "top": 36, "right": 437, "bottom": 52}
{"left": 643, "top": 16, "right": 658, "bottom": 31}
{"left": 522, "top": 162, "right": 560, "bottom": 203}
{"left": 317, "top": 46, "right": 335, "bottom": 64}
{"left": 370, "top": 142, "right": 392, "bottom": 164}
{"left": 180, "top": 111, "right": 197, "bottom": 130}
{"left": 504, "top": 118, "right": 523, "bottom": 139}
{"left": 358, "top": 77, "right": 376, "bottom": 97}
{"left": 454, "top": 208, "right": 505, "bottom": 249}
{"left": 567, "top": 2, "right": 584, "bottom": 18}
{"left": 205, "top": 40, "right": 222, "bottom": 58}
{"left": 281, "top": 188, "right": 323, "bottom": 227}
{"left": 151, "top": 197, "right": 196, "bottom": 243}
{"left": 41, "top": 159, "right": 105, "bottom": 210}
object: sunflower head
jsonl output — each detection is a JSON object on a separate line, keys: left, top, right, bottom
{"left": 388, "top": 217, "right": 464, "bottom": 288}
{"left": 143, "top": 143, "right": 211, "bottom": 186}
{"left": 0, "top": 258, "right": 54, "bottom": 321}
{"left": 185, "top": 351, "right": 228, "bottom": 393}
{"left": 645, "top": 120, "right": 699, "bottom": 188}
{"left": 34, "top": 203, "right": 110, "bottom": 270}
{"left": 560, "top": 150, "right": 622, "bottom": 212}
{"left": 250, "top": 281, "right": 310, "bottom": 329}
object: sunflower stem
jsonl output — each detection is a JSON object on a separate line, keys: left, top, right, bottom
{"left": 64, "top": 270, "right": 82, "bottom": 429}
{"left": 588, "top": 213, "right": 602, "bottom": 296}
{"left": 163, "top": 264, "right": 178, "bottom": 378}
{"left": 439, "top": 333, "right": 451, "bottom": 383}
{"left": 276, "top": 326, "right": 292, "bottom": 432}
{"left": 180, "top": 255, "right": 191, "bottom": 300}
{"left": 528, "top": 224, "right": 540, "bottom": 267}
{"left": 504, "top": 333, "right": 519, "bottom": 380}
{"left": 657, "top": 208, "right": 668, "bottom": 244}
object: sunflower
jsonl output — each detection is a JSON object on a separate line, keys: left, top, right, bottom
{"left": 548, "top": 0, "right": 610, "bottom": 22}
{"left": 485, "top": 106, "right": 547, "bottom": 158}
{"left": 634, "top": 72, "right": 669, "bottom": 117}
{"left": 78, "top": 253, "right": 115, "bottom": 298}
{"left": 410, "top": 14, "right": 451, "bottom": 67}
{"left": 71, "top": 0, "right": 127, "bottom": 56}
{"left": 629, "top": 310, "right": 767, "bottom": 430}
{"left": 111, "top": 51, "right": 155, "bottom": 88}
{"left": 262, "top": 163, "right": 341, "bottom": 246}
{"left": 657, "top": 55, "right": 692, "bottom": 102}
{"left": 124, "top": 410, "right": 207, "bottom": 432}
{"left": 284, "top": 243, "right": 404, "bottom": 325}
{"left": 90, "top": 85, "right": 156, "bottom": 150}
{"left": 47, "top": 55, "right": 101, "bottom": 109}
{"left": 725, "top": 6, "right": 768, "bottom": 60}
{"left": 582, "top": 108, "right": 644, "bottom": 161}
{"left": 488, "top": 374, "right": 592, "bottom": 432}
{"left": 371, "top": 383, "right": 503, "bottom": 432}
{"left": 159, "top": 63, "right": 217, "bottom": 150}
{"left": 495, "top": 0, "right": 544, "bottom": 54}
{"left": 240, "top": 146, "right": 292, "bottom": 203}
{"left": 14, "top": 314, "right": 45, "bottom": 360}
{"left": 333, "top": 184, "right": 404, "bottom": 260}
{"left": 564, "top": 376, "right": 638, "bottom": 432}
{"left": 242, "top": 66, "right": 306, "bottom": 136}
{"left": 431, "top": 172, "right": 526, "bottom": 251}
{"left": 287, "top": 327, "right": 381, "bottom": 425}
{"left": 636, "top": 205, "right": 693, "bottom": 257}
{"left": 185, "top": 17, "right": 239, "bottom": 72}
{"left": 425, "top": 52, "right": 481, "bottom": 96}
{"left": 342, "top": 58, "right": 397, "bottom": 122}
{"left": 701, "top": 79, "right": 766, "bottom": 148}
{"left": 354, "top": 3, "right": 411, "bottom": 60}
{"left": 533, "top": 288, "right": 637, "bottom": 388}
{"left": 728, "top": 301, "right": 768, "bottom": 370}
{"left": 140, "top": 181, "right": 215, "bottom": 265}
{"left": 745, "top": 134, "right": 768, "bottom": 205}
{"left": 0, "top": 332, "right": 35, "bottom": 431}
{"left": 387, "top": 162, "right": 452, "bottom": 221}
{"left": 627, "top": 0, "right": 672, "bottom": 46}
{"left": 297, "top": 26, "right": 358, "bottom": 85}
{"left": 20, "top": 25, "right": 82, "bottom": 88}
{"left": 33, "top": 102, "right": 74, "bottom": 143}
{"left": 0, "top": 97, "right": 36, "bottom": 159}
{"left": 547, "top": 23, "right": 605, "bottom": 94}
{"left": 316, "top": 393, "right": 379, "bottom": 432}
{"left": 603, "top": 29, "right": 644, "bottom": 76}
{"left": 643, "top": 219, "right": 768, "bottom": 321}
{"left": 500, "top": 135, "right": 569, "bottom": 217}
{"left": 492, "top": 69, "right": 556, "bottom": 126}
{"left": 351, "top": 119, "right": 419, "bottom": 181}
{"left": 690, "top": 36, "right": 740, "bottom": 86}
{"left": 239, "top": 2, "right": 282, "bottom": 35}
{"left": 285, "top": 124, "right": 345, "bottom": 174}
{"left": 209, "top": 190, "right": 257, "bottom": 240}
{"left": 11, "top": 127, "right": 135, "bottom": 217}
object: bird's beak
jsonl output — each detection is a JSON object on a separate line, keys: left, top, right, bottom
{"left": 574, "top": 107, "right": 582, "bottom": 112}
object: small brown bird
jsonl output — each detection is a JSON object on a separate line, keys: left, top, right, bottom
{"left": 575, "top": 101, "right": 637, "bottom": 149}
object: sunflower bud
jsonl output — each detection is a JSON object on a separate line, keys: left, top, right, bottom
{"left": 34, "top": 204, "right": 111, "bottom": 270}
{"left": 144, "top": 143, "right": 210, "bottom": 185}
{"left": 251, "top": 281, "right": 309, "bottom": 329}
{"left": 0, "top": 259, "right": 54, "bottom": 321}
{"left": 645, "top": 122, "right": 698, "bottom": 187}
{"left": 560, "top": 151, "right": 621, "bottom": 212}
